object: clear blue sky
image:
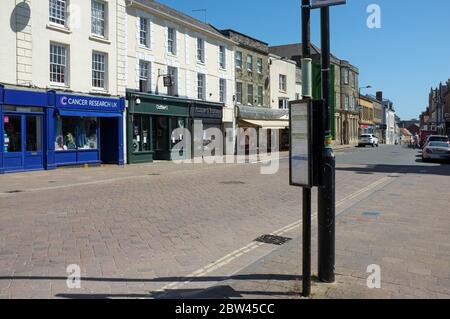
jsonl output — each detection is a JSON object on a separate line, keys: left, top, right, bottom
{"left": 160, "top": 0, "right": 450, "bottom": 120}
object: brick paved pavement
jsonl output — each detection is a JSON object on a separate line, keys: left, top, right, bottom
{"left": 2, "top": 145, "right": 442, "bottom": 299}
{"left": 190, "top": 147, "right": 450, "bottom": 299}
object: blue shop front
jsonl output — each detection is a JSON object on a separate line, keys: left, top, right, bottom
{"left": 1, "top": 85, "right": 124, "bottom": 174}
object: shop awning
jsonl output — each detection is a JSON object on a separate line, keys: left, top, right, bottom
{"left": 57, "top": 109, "right": 122, "bottom": 118}
{"left": 240, "top": 119, "right": 289, "bottom": 130}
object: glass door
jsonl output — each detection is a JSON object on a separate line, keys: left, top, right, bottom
{"left": 24, "top": 115, "right": 44, "bottom": 170}
{"left": 2, "top": 114, "right": 44, "bottom": 172}
{"left": 3, "top": 114, "right": 23, "bottom": 171}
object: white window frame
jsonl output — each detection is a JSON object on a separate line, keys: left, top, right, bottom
{"left": 257, "top": 58, "right": 263, "bottom": 74}
{"left": 197, "top": 38, "right": 205, "bottom": 63}
{"left": 344, "top": 94, "right": 350, "bottom": 110}
{"left": 91, "top": 0, "right": 107, "bottom": 38}
{"left": 279, "top": 98, "right": 289, "bottom": 110}
{"left": 219, "top": 46, "right": 226, "bottom": 69}
{"left": 139, "top": 17, "right": 150, "bottom": 48}
{"left": 219, "top": 78, "right": 226, "bottom": 103}
{"left": 236, "top": 82, "right": 243, "bottom": 104}
{"left": 197, "top": 73, "right": 206, "bottom": 100}
{"left": 246, "top": 55, "right": 253, "bottom": 72}
{"left": 247, "top": 84, "right": 254, "bottom": 106}
{"left": 235, "top": 51, "right": 242, "bottom": 69}
{"left": 139, "top": 60, "right": 151, "bottom": 93}
{"left": 257, "top": 86, "right": 263, "bottom": 106}
{"left": 167, "top": 66, "right": 178, "bottom": 96}
{"left": 343, "top": 68, "right": 349, "bottom": 85}
{"left": 49, "top": 0, "right": 68, "bottom": 27}
{"left": 279, "top": 74, "right": 287, "bottom": 92}
{"left": 92, "top": 51, "right": 107, "bottom": 90}
{"left": 50, "top": 42, "right": 69, "bottom": 86}
{"left": 167, "top": 27, "right": 177, "bottom": 55}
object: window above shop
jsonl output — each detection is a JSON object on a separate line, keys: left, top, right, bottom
{"left": 91, "top": 0, "right": 107, "bottom": 39}
{"left": 49, "top": 0, "right": 67, "bottom": 27}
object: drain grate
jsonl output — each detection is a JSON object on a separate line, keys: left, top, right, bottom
{"left": 220, "top": 181, "right": 245, "bottom": 185}
{"left": 363, "top": 211, "right": 380, "bottom": 217}
{"left": 254, "top": 234, "right": 292, "bottom": 246}
{"left": 148, "top": 173, "right": 161, "bottom": 176}
{"left": 6, "top": 190, "right": 23, "bottom": 194}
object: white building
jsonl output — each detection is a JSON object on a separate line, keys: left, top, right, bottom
{"left": 0, "top": 0, "right": 127, "bottom": 96}
{"left": 268, "top": 54, "right": 297, "bottom": 110}
{"left": 1, "top": 0, "right": 128, "bottom": 173}
{"left": 124, "top": 0, "right": 236, "bottom": 163}
{"left": 386, "top": 107, "right": 396, "bottom": 145}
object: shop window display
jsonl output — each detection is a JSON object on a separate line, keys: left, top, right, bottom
{"left": 55, "top": 116, "right": 98, "bottom": 151}
{"left": 132, "top": 114, "right": 151, "bottom": 153}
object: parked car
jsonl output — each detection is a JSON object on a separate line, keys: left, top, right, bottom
{"left": 422, "top": 135, "right": 450, "bottom": 148}
{"left": 422, "top": 141, "right": 450, "bottom": 162}
{"left": 358, "top": 134, "right": 379, "bottom": 148}
{"left": 420, "top": 131, "right": 437, "bottom": 148}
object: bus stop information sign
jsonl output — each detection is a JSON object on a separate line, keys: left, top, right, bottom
{"left": 290, "top": 101, "right": 312, "bottom": 188}
{"left": 311, "top": 0, "right": 346, "bottom": 8}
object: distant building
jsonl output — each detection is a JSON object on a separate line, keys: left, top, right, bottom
{"left": 269, "top": 43, "right": 360, "bottom": 146}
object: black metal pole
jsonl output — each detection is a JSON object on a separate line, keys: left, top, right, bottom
{"left": 301, "top": 0, "right": 312, "bottom": 298}
{"left": 318, "top": 6, "right": 336, "bottom": 283}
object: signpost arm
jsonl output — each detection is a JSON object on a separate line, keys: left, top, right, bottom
{"left": 301, "top": 0, "right": 312, "bottom": 298}
{"left": 318, "top": 5, "right": 336, "bottom": 283}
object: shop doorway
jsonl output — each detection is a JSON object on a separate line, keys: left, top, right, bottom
{"left": 3, "top": 113, "right": 44, "bottom": 172}
{"left": 100, "top": 117, "right": 120, "bottom": 164}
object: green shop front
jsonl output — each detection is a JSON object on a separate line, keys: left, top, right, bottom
{"left": 126, "top": 92, "right": 190, "bottom": 163}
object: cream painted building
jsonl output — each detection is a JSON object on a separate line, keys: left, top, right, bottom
{"left": 268, "top": 54, "right": 297, "bottom": 110}
{"left": 0, "top": 1, "right": 128, "bottom": 173}
{"left": 0, "top": 0, "right": 127, "bottom": 96}
{"left": 124, "top": 0, "right": 236, "bottom": 163}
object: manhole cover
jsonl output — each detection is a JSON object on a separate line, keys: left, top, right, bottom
{"left": 363, "top": 211, "right": 380, "bottom": 217}
{"left": 254, "top": 234, "right": 292, "bottom": 246}
{"left": 220, "top": 181, "right": 245, "bottom": 185}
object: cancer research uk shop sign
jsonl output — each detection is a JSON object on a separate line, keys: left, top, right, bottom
{"left": 311, "top": 0, "right": 346, "bottom": 9}
{"left": 56, "top": 93, "right": 122, "bottom": 112}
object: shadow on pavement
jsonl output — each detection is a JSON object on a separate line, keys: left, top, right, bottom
{"left": 337, "top": 162, "right": 450, "bottom": 176}
{"left": 0, "top": 274, "right": 302, "bottom": 299}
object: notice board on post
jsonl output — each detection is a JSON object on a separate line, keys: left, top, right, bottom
{"left": 289, "top": 100, "right": 313, "bottom": 188}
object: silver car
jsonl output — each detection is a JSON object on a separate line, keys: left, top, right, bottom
{"left": 422, "top": 141, "right": 450, "bottom": 162}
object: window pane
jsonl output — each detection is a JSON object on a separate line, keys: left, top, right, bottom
{"left": 54, "top": 116, "right": 97, "bottom": 151}
{"left": 78, "top": 117, "right": 98, "bottom": 150}
{"left": 91, "top": 0, "right": 106, "bottom": 37}
{"left": 92, "top": 52, "right": 106, "bottom": 89}
{"left": 26, "top": 116, "right": 42, "bottom": 152}
{"left": 50, "top": 44, "right": 67, "bottom": 84}
{"left": 236, "top": 83, "right": 242, "bottom": 103}
{"left": 49, "top": 0, "right": 66, "bottom": 26}
{"left": 4, "top": 115, "right": 21, "bottom": 152}
{"left": 219, "top": 79, "right": 226, "bottom": 103}
{"left": 140, "top": 18, "right": 148, "bottom": 46}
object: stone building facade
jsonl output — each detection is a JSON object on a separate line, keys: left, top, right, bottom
{"left": 219, "top": 29, "right": 270, "bottom": 108}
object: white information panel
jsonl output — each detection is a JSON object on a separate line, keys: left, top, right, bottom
{"left": 290, "top": 102, "right": 311, "bottom": 187}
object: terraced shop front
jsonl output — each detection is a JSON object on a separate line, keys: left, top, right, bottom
{"left": 126, "top": 92, "right": 190, "bottom": 163}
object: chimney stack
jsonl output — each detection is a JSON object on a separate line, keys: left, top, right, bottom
{"left": 376, "top": 91, "right": 383, "bottom": 102}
